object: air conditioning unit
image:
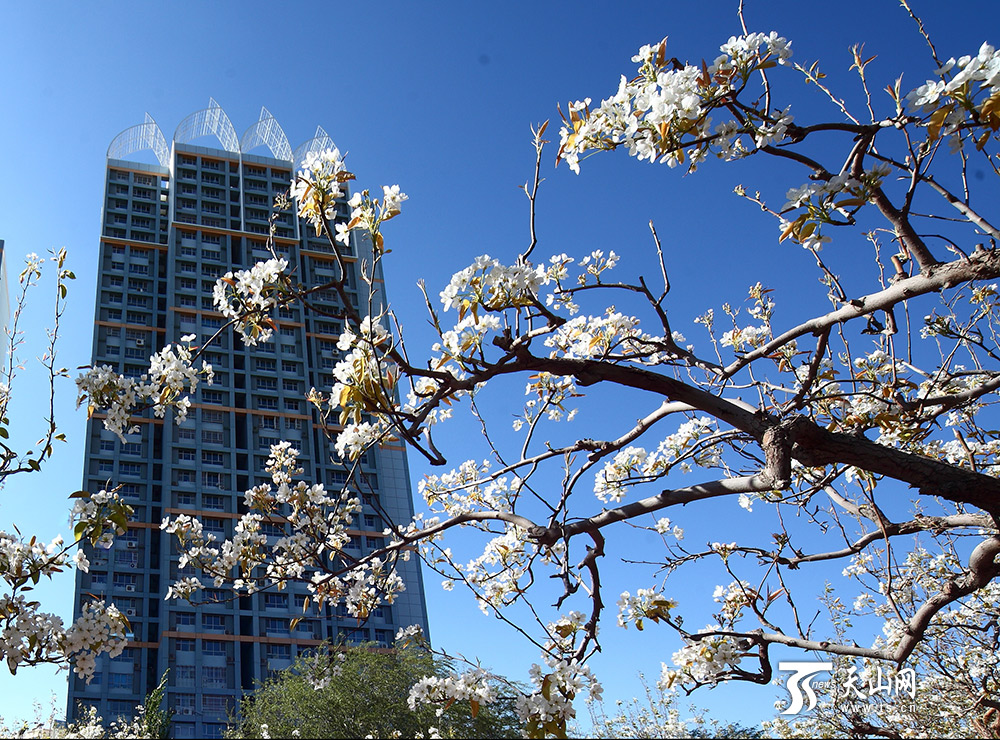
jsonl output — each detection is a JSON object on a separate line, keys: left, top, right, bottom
{"left": 129, "top": 562, "right": 137, "bottom": 568}
{"left": 135, "top": 338, "right": 145, "bottom": 347}
{"left": 126, "top": 541, "right": 137, "bottom": 549}
{"left": 125, "top": 609, "right": 136, "bottom": 617}
{"left": 179, "top": 708, "right": 193, "bottom": 716}
{"left": 125, "top": 584, "right": 135, "bottom": 592}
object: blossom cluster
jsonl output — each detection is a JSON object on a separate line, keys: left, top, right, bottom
{"left": 544, "top": 310, "right": 655, "bottom": 360}
{"left": 557, "top": 32, "right": 793, "bottom": 173}
{"left": 661, "top": 628, "right": 744, "bottom": 687}
{"left": 76, "top": 336, "right": 213, "bottom": 442}
{"left": 512, "top": 373, "right": 581, "bottom": 431}
{"left": 163, "top": 442, "right": 404, "bottom": 621}
{"left": 906, "top": 42, "right": 1000, "bottom": 143}
{"left": 778, "top": 163, "right": 893, "bottom": 250}
{"left": 407, "top": 668, "right": 497, "bottom": 715}
{"left": 594, "top": 417, "right": 719, "bottom": 502}
{"left": 69, "top": 487, "right": 133, "bottom": 550}
{"left": 212, "top": 258, "right": 288, "bottom": 345}
{"left": 291, "top": 148, "right": 353, "bottom": 235}
{"left": 61, "top": 601, "right": 129, "bottom": 681}
{"left": 617, "top": 588, "right": 677, "bottom": 630}
{"left": 439, "top": 255, "right": 545, "bottom": 317}
{"left": 322, "top": 317, "right": 398, "bottom": 460}
{"left": 419, "top": 459, "right": 515, "bottom": 517}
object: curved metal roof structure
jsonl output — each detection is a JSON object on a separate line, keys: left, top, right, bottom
{"left": 106, "top": 113, "right": 170, "bottom": 167}
{"left": 293, "top": 125, "right": 336, "bottom": 171}
{"left": 173, "top": 97, "right": 240, "bottom": 153}
{"left": 240, "top": 106, "right": 292, "bottom": 161}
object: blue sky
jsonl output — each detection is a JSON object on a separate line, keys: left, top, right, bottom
{"left": 1, "top": 0, "right": 999, "bottom": 730}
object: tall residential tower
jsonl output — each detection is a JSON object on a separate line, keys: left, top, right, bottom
{"left": 67, "top": 101, "right": 429, "bottom": 739}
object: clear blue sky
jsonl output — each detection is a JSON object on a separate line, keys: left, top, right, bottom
{"left": 0, "top": 0, "right": 998, "bottom": 730}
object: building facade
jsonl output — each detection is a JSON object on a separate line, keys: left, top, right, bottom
{"left": 67, "top": 101, "right": 429, "bottom": 738}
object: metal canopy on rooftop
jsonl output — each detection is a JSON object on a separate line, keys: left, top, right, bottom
{"left": 107, "top": 113, "right": 170, "bottom": 167}
{"left": 293, "top": 125, "right": 336, "bottom": 171}
{"left": 240, "top": 106, "right": 292, "bottom": 162}
{"left": 173, "top": 97, "right": 240, "bottom": 154}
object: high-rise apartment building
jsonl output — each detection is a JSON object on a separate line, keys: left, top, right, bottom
{"left": 67, "top": 101, "right": 429, "bottom": 738}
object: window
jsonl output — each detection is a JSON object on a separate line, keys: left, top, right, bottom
{"left": 120, "top": 483, "right": 141, "bottom": 499}
{"left": 203, "top": 614, "right": 225, "bottom": 632}
{"left": 111, "top": 648, "right": 135, "bottom": 663}
{"left": 122, "top": 442, "right": 142, "bottom": 456}
{"left": 176, "top": 665, "right": 195, "bottom": 687}
{"left": 174, "top": 692, "right": 194, "bottom": 714}
{"left": 99, "top": 439, "right": 115, "bottom": 453}
{"left": 264, "top": 593, "right": 287, "bottom": 609}
{"left": 203, "top": 518, "right": 225, "bottom": 535}
{"left": 203, "top": 494, "right": 225, "bottom": 511}
{"left": 282, "top": 360, "right": 299, "bottom": 374}
{"left": 109, "top": 672, "right": 132, "bottom": 691}
{"left": 203, "top": 640, "right": 226, "bottom": 657}
{"left": 176, "top": 491, "right": 195, "bottom": 507}
{"left": 282, "top": 378, "right": 300, "bottom": 392}
{"left": 203, "top": 472, "right": 225, "bottom": 489}
{"left": 108, "top": 700, "right": 134, "bottom": 718}
{"left": 175, "top": 612, "right": 195, "bottom": 627}
{"left": 255, "top": 358, "right": 276, "bottom": 372}
{"left": 203, "top": 666, "right": 227, "bottom": 688}
{"left": 120, "top": 463, "right": 142, "bottom": 476}
{"left": 265, "top": 618, "right": 288, "bottom": 635}
{"left": 203, "top": 410, "right": 225, "bottom": 424}
{"left": 175, "top": 638, "right": 195, "bottom": 652}
{"left": 177, "top": 449, "right": 195, "bottom": 462}
{"left": 202, "top": 451, "right": 224, "bottom": 466}
{"left": 177, "top": 427, "right": 195, "bottom": 441}
{"left": 256, "top": 377, "right": 277, "bottom": 391}
{"left": 259, "top": 416, "right": 278, "bottom": 430}
{"left": 202, "top": 429, "right": 224, "bottom": 445}
{"left": 261, "top": 522, "right": 284, "bottom": 538}
{"left": 257, "top": 397, "right": 278, "bottom": 410}
{"left": 266, "top": 644, "right": 291, "bottom": 660}
{"left": 177, "top": 470, "right": 195, "bottom": 484}
{"left": 202, "top": 390, "right": 224, "bottom": 405}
